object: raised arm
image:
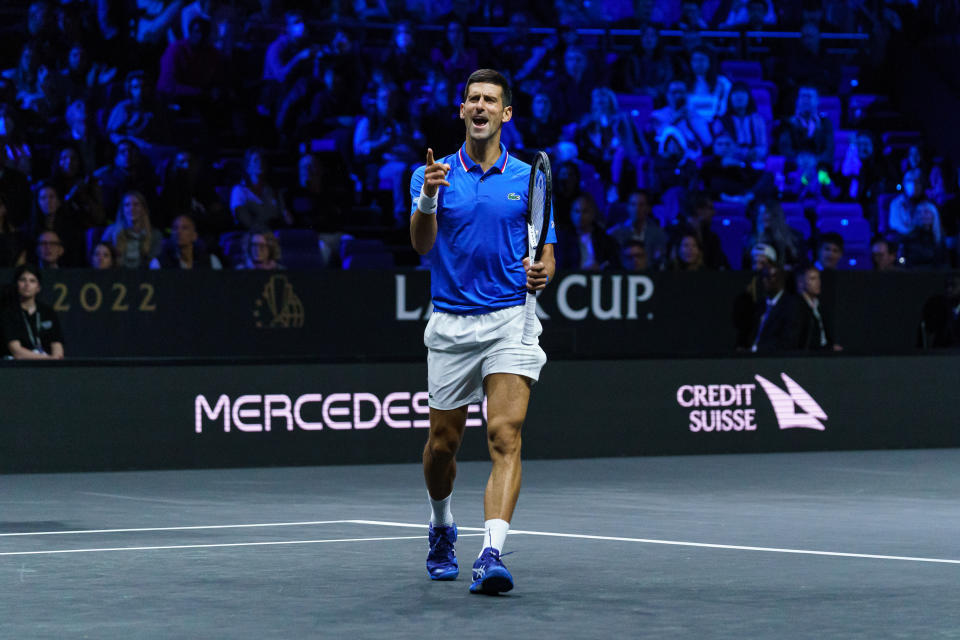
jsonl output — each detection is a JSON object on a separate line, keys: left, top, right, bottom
{"left": 410, "top": 148, "right": 450, "bottom": 255}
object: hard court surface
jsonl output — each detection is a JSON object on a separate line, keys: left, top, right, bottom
{"left": 3, "top": 449, "right": 960, "bottom": 639}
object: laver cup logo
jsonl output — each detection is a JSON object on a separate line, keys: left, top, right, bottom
{"left": 676, "top": 373, "right": 827, "bottom": 433}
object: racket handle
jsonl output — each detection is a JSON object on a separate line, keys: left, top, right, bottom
{"left": 521, "top": 291, "right": 538, "bottom": 345}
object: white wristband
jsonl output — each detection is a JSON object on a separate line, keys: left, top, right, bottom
{"left": 418, "top": 184, "right": 438, "bottom": 215}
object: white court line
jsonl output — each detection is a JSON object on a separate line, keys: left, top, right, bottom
{"left": 348, "top": 520, "right": 960, "bottom": 566}
{"left": 0, "top": 520, "right": 353, "bottom": 537}
{"left": 3, "top": 519, "right": 959, "bottom": 566}
{"left": 0, "top": 534, "right": 485, "bottom": 557}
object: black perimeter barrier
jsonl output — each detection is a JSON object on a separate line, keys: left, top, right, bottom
{"left": 0, "top": 269, "right": 953, "bottom": 358}
{"left": 2, "top": 353, "right": 958, "bottom": 473}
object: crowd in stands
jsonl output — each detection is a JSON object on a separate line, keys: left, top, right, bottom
{"left": 0, "top": 0, "right": 956, "bottom": 278}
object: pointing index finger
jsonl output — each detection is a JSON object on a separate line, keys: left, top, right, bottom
{"left": 426, "top": 148, "right": 434, "bottom": 165}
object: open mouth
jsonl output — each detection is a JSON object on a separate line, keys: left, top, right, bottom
{"left": 471, "top": 116, "right": 489, "bottom": 129}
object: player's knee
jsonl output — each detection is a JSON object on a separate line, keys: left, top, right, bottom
{"left": 487, "top": 421, "right": 522, "bottom": 458}
{"left": 426, "top": 432, "right": 460, "bottom": 461}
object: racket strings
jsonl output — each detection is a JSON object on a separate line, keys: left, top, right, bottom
{"left": 530, "top": 172, "right": 546, "bottom": 232}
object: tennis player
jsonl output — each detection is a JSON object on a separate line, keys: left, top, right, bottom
{"left": 409, "top": 69, "right": 556, "bottom": 595}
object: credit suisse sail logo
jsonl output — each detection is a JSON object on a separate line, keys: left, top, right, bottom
{"left": 677, "top": 373, "right": 827, "bottom": 433}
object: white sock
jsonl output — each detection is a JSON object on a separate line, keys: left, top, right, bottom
{"left": 428, "top": 493, "right": 454, "bottom": 527}
{"left": 480, "top": 519, "right": 510, "bottom": 556}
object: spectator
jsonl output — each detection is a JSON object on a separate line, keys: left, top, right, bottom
{"left": 51, "top": 144, "right": 106, "bottom": 228}
{"left": 743, "top": 201, "right": 805, "bottom": 269}
{"left": 106, "top": 70, "right": 167, "bottom": 148}
{"left": 685, "top": 46, "right": 731, "bottom": 123}
{"left": 700, "top": 131, "right": 775, "bottom": 204}
{"left": 678, "top": 0, "right": 708, "bottom": 29}
{"left": 0, "top": 193, "right": 26, "bottom": 267}
{"left": 180, "top": 0, "right": 233, "bottom": 42}
{"left": 814, "top": 232, "right": 844, "bottom": 271}
{"left": 576, "top": 88, "right": 648, "bottom": 200}
{"left": 21, "top": 63, "right": 68, "bottom": 121}
{"left": 411, "top": 72, "right": 464, "bottom": 160}
{"left": 889, "top": 168, "right": 930, "bottom": 236}
{"left": 552, "top": 160, "right": 583, "bottom": 231}
{"left": 150, "top": 214, "right": 222, "bottom": 269}
{"left": 159, "top": 149, "right": 228, "bottom": 233}
{"left": 547, "top": 46, "right": 595, "bottom": 123}
{"left": 620, "top": 24, "right": 673, "bottom": 97}
{"left": 93, "top": 139, "right": 156, "bottom": 217}
{"left": 4, "top": 43, "right": 40, "bottom": 102}
{"left": 515, "top": 91, "right": 562, "bottom": 156}
{"left": 558, "top": 194, "right": 621, "bottom": 271}
{"left": 235, "top": 230, "right": 284, "bottom": 270}
{"left": 782, "top": 22, "right": 838, "bottom": 93}
{"left": 667, "top": 230, "right": 706, "bottom": 271}
{"left": 262, "top": 11, "right": 314, "bottom": 88}
{"left": 607, "top": 189, "right": 668, "bottom": 267}
{"left": 156, "top": 17, "right": 224, "bottom": 105}
{"left": 839, "top": 131, "right": 891, "bottom": 221}
{"left": 59, "top": 43, "right": 117, "bottom": 105}
{"left": 28, "top": 182, "right": 84, "bottom": 267}
{"left": 783, "top": 151, "right": 841, "bottom": 202}
{"left": 61, "top": 99, "right": 102, "bottom": 176}
{"left": 899, "top": 201, "right": 946, "bottom": 269}
{"left": 0, "top": 161, "right": 32, "bottom": 229}
{"left": 277, "top": 57, "right": 359, "bottom": 141}
{"left": 101, "top": 191, "right": 163, "bottom": 269}
{"left": 919, "top": 274, "right": 960, "bottom": 348}
{"left": 796, "top": 266, "right": 841, "bottom": 351}
{"left": 718, "top": 0, "right": 776, "bottom": 28}
{"left": 0, "top": 104, "right": 33, "bottom": 175}
{"left": 90, "top": 241, "right": 117, "bottom": 269}
{"left": 380, "top": 21, "right": 422, "bottom": 94}
{"left": 871, "top": 235, "right": 900, "bottom": 271}
{"left": 749, "top": 262, "right": 805, "bottom": 352}
{"left": 230, "top": 148, "right": 289, "bottom": 231}
{"left": 283, "top": 153, "right": 341, "bottom": 232}
{"left": 621, "top": 239, "right": 650, "bottom": 272}
{"left": 714, "top": 81, "right": 768, "bottom": 166}
{"left": 678, "top": 194, "right": 730, "bottom": 270}
{"left": 1, "top": 264, "right": 64, "bottom": 360}
{"left": 429, "top": 21, "right": 478, "bottom": 85}
{"left": 34, "top": 230, "right": 65, "bottom": 269}
{"left": 353, "top": 83, "right": 419, "bottom": 226}
{"left": 651, "top": 79, "right": 713, "bottom": 160}
{"left": 777, "top": 86, "right": 834, "bottom": 168}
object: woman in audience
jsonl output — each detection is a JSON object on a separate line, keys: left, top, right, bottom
{"left": 686, "top": 46, "right": 731, "bottom": 124}
{"left": 90, "top": 241, "right": 117, "bottom": 269}
{"left": 668, "top": 230, "right": 706, "bottom": 271}
{"left": 101, "top": 191, "right": 163, "bottom": 269}
{"left": 714, "top": 82, "right": 768, "bottom": 167}
{"left": 28, "top": 182, "right": 85, "bottom": 267}
{"left": 230, "top": 147, "right": 289, "bottom": 230}
{"left": 235, "top": 230, "right": 284, "bottom": 270}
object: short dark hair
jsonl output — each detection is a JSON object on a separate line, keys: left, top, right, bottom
{"left": 13, "top": 263, "right": 41, "bottom": 285}
{"left": 818, "top": 232, "right": 844, "bottom": 251}
{"left": 463, "top": 69, "right": 512, "bottom": 108}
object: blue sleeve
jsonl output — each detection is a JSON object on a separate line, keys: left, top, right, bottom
{"left": 409, "top": 165, "right": 425, "bottom": 217}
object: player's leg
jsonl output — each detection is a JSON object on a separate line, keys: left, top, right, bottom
{"left": 423, "top": 406, "right": 468, "bottom": 503}
{"left": 482, "top": 372, "right": 531, "bottom": 523}
{"left": 469, "top": 372, "right": 531, "bottom": 595}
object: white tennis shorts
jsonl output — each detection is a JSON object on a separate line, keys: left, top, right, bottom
{"left": 424, "top": 304, "right": 547, "bottom": 410}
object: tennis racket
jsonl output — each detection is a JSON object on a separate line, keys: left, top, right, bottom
{"left": 521, "top": 151, "right": 552, "bottom": 346}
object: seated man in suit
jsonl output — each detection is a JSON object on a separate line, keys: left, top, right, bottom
{"left": 750, "top": 257, "right": 805, "bottom": 352}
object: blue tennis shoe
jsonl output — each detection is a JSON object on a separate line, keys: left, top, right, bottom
{"left": 469, "top": 547, "right": 513, "bottom": 594}
{"left": 426, "top": 523, "right": 458, "bottom": 580}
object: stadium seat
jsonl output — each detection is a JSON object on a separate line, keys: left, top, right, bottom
{"left": 834, "top": 129, "right": 856, "bottom": 172}
{"left": 711, "top": 215, "right": 752, "bottom": 268}
{"left": 275, "top": 229, "right": 329, "bottom": 269}
{"left": 818, "top": 95, "right": 842, "bottom": 133}
{"left": 817, "top": 216, "right": 871, "bottom": 248}
{"left": 847, "top": 94, "right": 879, "bottom": 125}
{"left": 841, "top": 247, "right": 872, "bottom": 271}
{"left": 615, "top": 93, "right": 653, "bottom": 117}
{"left": 876, "top": 193, "right": 896, "bottom": 233}
{"left": 786, "top": 215, "right": 811, "bottom": 239}
{"left": 815, "top": 202, "right": 863, "bottom": 219}
{"left": 721, "top": 60, "right": 763, "bottom": 82}
{"left": 340, "top": 236, "right": 395, "bottom": 269}
{"left": 780, "top": 202, "right": 804, "bottom": 218}
{"left": 713, "top": 202, "right": 746, "bottom": 218}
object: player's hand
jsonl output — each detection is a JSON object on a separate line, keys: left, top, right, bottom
{"left": 423, "top": 148, "right": 451, "bottom": 198}
{"left": 523, "top": 257, "right": 549, "bottom": 292}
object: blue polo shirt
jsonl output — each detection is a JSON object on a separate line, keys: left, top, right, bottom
{"left": 410, "top": 143, "right": 557, "bottom": 315}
